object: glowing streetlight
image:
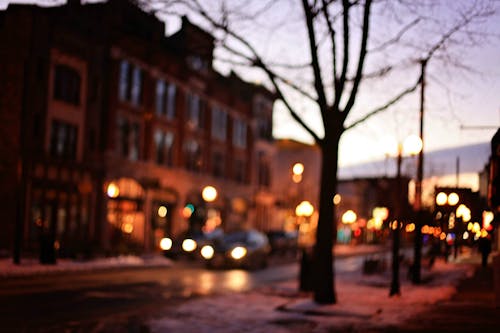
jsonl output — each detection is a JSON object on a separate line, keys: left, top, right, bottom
{"left": 333, "top": 194, "right": 341, "bottom": 205}
{"left": 159, "top": 237, "right": 173, "bottom": 251}
{"left": 436, "top": 192, "right": 448, "bottom": 206}
{"left": 483, "top": 211, "right": 494, "bottom": 230}
{"left": 341, "top": 210, "right": 357, "bottom": 224}
{"left": 403, "top": 135, "right": 423, "bottom": 156}
{"left": 157, "top": 205, "right": 168, "bottom": 218}
{"left": 292, "top": 162, "right": 304, "bottom": 175}
{"left": 292, "top": 162, "right": 304, "bottom": 183}
{"left": 202, "top": 185, "right": 218, "bottom": 202}
{"left": 447, "top": 192, "right": 459, "bottom": 206}
{"left": 106, "top": 182, "right": 120, "bottom": 198}
{"left": 456, "top": 204, "right": 471, "bottom": 222}
{"left": 295, "top": 199, "right": 315, "bottom": 292}
{"left": 295, "top": 200, "right": 314, "bottom": 217}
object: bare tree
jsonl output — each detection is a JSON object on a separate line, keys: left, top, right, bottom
{"left": 138, "top": 0, "right": 497, "bottom": 304}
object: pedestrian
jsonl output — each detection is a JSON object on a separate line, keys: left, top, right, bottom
{"left": 427, "top": 239, "right": 442, "bottom": 268}
{"left": 477, "top": 235, "right": 492, "bottom": 268}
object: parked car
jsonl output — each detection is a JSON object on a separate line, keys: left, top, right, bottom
{"left": 161, "top": 228, "right": 224, "bottom": 259}
{"left": 200, "top": 230, "right": 271, "bottom": 270}
{"left": 266, "top": 230, "right": 298, "bottom": 256}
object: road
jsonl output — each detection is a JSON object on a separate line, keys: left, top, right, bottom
{"left": 0, "top": 254, "right": 369, "bottom": 332}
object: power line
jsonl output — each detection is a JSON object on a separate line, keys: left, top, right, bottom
{"left": 460, "top": 125, "right": 499, "bottom": 130}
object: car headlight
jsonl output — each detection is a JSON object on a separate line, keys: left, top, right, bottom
{"left": 200, "top": 245, "right": 215, "bottom": 259}
{"left": 230, "top": 246, "right": 247, "bottom": 260}
{"left": 160, "top": 237, "right": 173, "bottom": 251}
{"left": 182, "top": 239, "right": 197, "bottom": 252}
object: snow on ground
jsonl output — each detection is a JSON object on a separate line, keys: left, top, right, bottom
{"left": 148, "top": 259, "right": 474, "bottom": 333}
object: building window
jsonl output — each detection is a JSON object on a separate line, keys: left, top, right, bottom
{"left": 211, "top": 106, "right": 227, "bottom": 142}
{"left": 234, "top": 158, "right": 246, "bottom": 183}
{"left": 186, "top": 93, "right": 204, "bottom": 129}
{"left": 233, "top": 118, "right": 247, "bottom": 148}
{"left": 256, "top": 117, "right": 272, "bottom": 141}
{"left": 258, "top": 152, "right": 271, "bottom": 187}
{"left": 117, "top": 117, "right": 140, "bottom": 161}
{"left": 155, "top": 79, "right": 177, "bottom": 120}
{"left": 118, "top": 60, "right": 142, "bottom": 106}
{"left": 154, "top": 129, "right": 175, "bottom": 166}
{"left": 183, "top": 139, "right": 203, "bottom": 172}
{"left": 49, "top": 119, "right": 78, "bottom": 160}
{"left": 53, "top": 64, "right": 81, "bottom": 105}
{"left": 187, "top": 55, "right": 208, "bottom": 71}
{"left": 211, "top": 151, "right": 225, "bottom": 178}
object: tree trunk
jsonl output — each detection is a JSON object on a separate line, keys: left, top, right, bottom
{"left": 313, "top": 134, "right": 339, "bottom": 304}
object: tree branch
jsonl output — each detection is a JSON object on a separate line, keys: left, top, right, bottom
{"left": 321, "top": 0, "right": 339, "bottom": 96}
{"left": 341, "top": 0, "right": 372, "bottom": 119}
{"left": 302, "top": 0, "right": 329, "bottom": 121}
{"left": 344, "top": 76, "right": 421, "bottom": 131}
{"left": 332, "top": 0, "right": 350, "bottom": 110}
{"left": 257, "top": 59, "right": 323, "bottom": 143}
{"left": 368, "top": 18, "right": 420, "bottom": 53}
{"left": 190, "top": 0, "right": 322, "bottom": 142}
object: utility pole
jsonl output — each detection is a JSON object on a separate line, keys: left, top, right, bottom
{"left": 412, "top": 59, "right": 426, "bottom": 284}
{"left": 390, "top": 145, "right": 403, "bottom": 296}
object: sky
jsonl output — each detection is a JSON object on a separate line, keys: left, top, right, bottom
{"left": 2, "top": 0, "right": 499, "bottom": 171}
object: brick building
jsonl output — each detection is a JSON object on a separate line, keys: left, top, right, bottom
{"left": 0, "top": 0, "right": 275, "bottom": 258}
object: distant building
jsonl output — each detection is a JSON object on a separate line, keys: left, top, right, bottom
{"left": 272, "top": 139, "right": 321, "bottom": 232}
{"left": 0, "top": 0, "right": 275, "bottom": 258}
{"left": 272, "top": 139, "right": 411, "bottom": 244}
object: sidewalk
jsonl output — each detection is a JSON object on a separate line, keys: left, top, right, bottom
{"left": 397, "top": 263, "right": 498, "bottom": 333}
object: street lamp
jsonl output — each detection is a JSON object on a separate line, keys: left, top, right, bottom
{"left": 296, "top": 200, "right": 314, "bottom": 246}
{"left": 201, "top": 185, "right": 221, "bottom": 233}
{"left": 390, "top": 136, "right": 422, "bottom": 297}
{"left": 296, "top": 200, "right": 315, "bottom": 292}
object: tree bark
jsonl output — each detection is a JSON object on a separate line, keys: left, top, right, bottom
{"left": 313, "top": 133, "right": 340, "bottom": 304}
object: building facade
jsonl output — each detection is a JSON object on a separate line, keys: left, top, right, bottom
{"left": 0, "top": 0, "right": 275, "bottom": 258}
